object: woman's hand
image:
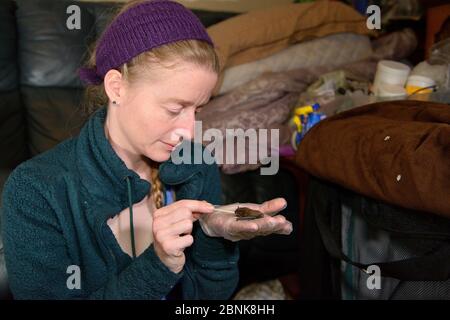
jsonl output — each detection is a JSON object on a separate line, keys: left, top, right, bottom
{"left": 152, "top": 199, "right": 214, "bottom": 273}
{"left": 199, "top": 198, "right": 293, "bottom": 242}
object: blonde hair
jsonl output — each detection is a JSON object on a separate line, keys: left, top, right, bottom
{"left": 82, "top": 0, "right": 220, "bottom": 208}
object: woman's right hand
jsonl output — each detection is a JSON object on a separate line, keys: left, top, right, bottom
{"left": 152, "top": 199, "right": 215, "bottom": 273}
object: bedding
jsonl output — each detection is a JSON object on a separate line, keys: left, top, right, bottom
{"left": 207, "top": 0, "right": 375, "bottom": 94}
{"left": 218, "top": 33, "right": 373, "bottom": 95}
{"left": 199, "top": 30, "right": 418, "bottom": 175}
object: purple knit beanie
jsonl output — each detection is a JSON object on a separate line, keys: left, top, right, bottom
{"left": 78, "top": 0, "right": 214, "bottom": 85}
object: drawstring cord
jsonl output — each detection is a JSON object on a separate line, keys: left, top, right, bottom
{"left": 125, "top": 175, "right": 168, "bottom": 259}
{"left": 125, "top": 176, "right": 137, "bottom": 259}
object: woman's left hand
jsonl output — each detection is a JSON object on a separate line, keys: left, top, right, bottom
{"left": 198, "top": 198, "right": 293, "bottom": 242}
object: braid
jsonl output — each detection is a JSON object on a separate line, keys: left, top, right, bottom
{"left": 150, "top": 167, "right": 164, "bottom": 209}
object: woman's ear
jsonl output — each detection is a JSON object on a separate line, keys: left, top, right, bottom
{"left": 104, "top": 69, "right": 124, "bottom": 105}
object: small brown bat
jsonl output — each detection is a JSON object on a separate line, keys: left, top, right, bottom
{"left": 235, "top": 207, "right": 264, "bottom": 221}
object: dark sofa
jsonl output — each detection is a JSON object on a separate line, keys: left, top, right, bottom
{"left": 0, "top": 0, "right": 300, "bottom": 299}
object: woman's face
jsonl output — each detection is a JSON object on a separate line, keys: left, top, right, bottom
{"left": 105, "top": 60, "right": 218, "bottom": 163}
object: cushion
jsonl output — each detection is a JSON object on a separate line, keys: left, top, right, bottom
{"left": 208, "top": 0, "right": 375, "bottom": 76}
{"left": 0, "top": 0, "right": 28, "bottom": 169}
{"left": 16, "top": 0, "right": 118, "bottom": 89}
{"left": 0, "top": 91, "right": 28, "bottom": 167}
{"left": 0, "top": 168, "right": 12, "bottom": 299}
{"left": 218, "top": 32, "right": 373, "bottom": 95}
{"left": 22, "top": 87, "right": 86, "bottom": 155}
{"left": 0, "top": 0, "right": 18, "bottom": 91}
{"left": 15, "top": 0, "right": 236, "bottom": 89}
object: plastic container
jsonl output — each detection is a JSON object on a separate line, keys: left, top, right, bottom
{"left": 294, "top": 103, "right": 320, "bottom": 116}
{"left": 373, "top": 60, "right": 411, "bottom": 95}
{"left": 291, "top": 110, "right": 326, "bottom": 150}
{"left": 377, "top": 84, "right": 407, "bottom": 100}
{"left": 305, "top": 112, "right": 325, "bottom": 132}
{"left": 405, "top": 75, "right": 436, "bottom": 95}
{"left": 288, "top": 103, "right": 320, "bottom": 139}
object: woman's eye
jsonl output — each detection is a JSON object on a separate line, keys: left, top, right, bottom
{"left": 166, "top": 106, "right": 182, "bottom": 115}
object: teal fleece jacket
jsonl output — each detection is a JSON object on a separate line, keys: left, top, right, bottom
{"left": 1, "top": 107, "right": 239, "bottom": 300}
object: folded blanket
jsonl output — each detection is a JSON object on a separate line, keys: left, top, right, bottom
{"left": 208, "top": 0, "right": 375, "bottom": 95}
{"left": 296, "top": 100, "right": 450, "bottom": 217}
{"left": 218, "top": 33, "right": 373, "bottom": 95}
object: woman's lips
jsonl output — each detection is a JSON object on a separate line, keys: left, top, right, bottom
{"left": 161, "top": 141, "right": 176, "bottom": 150}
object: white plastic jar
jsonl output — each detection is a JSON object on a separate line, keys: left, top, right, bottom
{"left": 372, "top": 60, "right": 411, "bottom": 95}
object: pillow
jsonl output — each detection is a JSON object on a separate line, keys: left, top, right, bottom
{"left": 218, "top": 32, "right": 373, "bottom": 95}
{"left": 207, "top": 0, "right": 375, "bottom": 74}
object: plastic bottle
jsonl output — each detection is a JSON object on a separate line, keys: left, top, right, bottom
{"left": 294, "top": 103, "right": 320, "bottom": 116}
{"left": 289, "top": 103, "right": 325, "bottom": 150}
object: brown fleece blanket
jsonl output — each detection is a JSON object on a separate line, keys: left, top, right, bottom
{"left": 296, "top": 100, "right": 450, "bottom": 217}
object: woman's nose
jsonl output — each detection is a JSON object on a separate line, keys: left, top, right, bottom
{"left": 171, "top": 113, "right": 195, "bottom": 141}
{"left": 177, "top": 110, "right": 196, "bottom": 139}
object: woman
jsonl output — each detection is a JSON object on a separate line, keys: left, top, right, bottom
{"left": 2, "top": 0, "right": 292, "bottom": 299}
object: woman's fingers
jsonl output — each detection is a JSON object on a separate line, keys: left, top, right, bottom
{"left": 154, "top": 200, "right": 216, "bottom": 229}
{"left": 155, "top": 218, "right": 193, "bottom": 240}
{"left": 154, "top": 207, "right": 193, "bottom": 229}
{"left": 257, "top": 215, "right": 291, "bottom": 234}
{"left": 154, "top": 199, "right": 214, "bottom": 218}
{"left": 258, "top": 198, "right": 287, "bottom": 216}
{"left": 228, "top": 214, "right": 292, "bottom": 237}
{"left": 152, "top": 200, "right": 210, "bottom": 273}
{"left": 229, "top": 220, "right": 259, "bottom": 233}
{"left": 278, "top": 221, "right": 293, "bottom": 235}
{"left": 163, "top": 234, "right": 194, "bottom": 257}
{"left": 261, "top": 215, "right": 292, "bottom": 235}
{"left": 227, "top": 198, "right": 287, "bottom": 216}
